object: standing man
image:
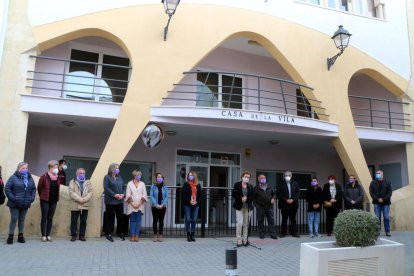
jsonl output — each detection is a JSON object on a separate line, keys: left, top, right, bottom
{"left": 276, "top": 171, "right": 300, "bottom": 238}
{"left": 57, "top": 159, "right": 67, "bottom": 186}
{"left": 68, "top": 168, "right": 92, "bottom": 241}
{"left": 253, "top": 174, "right": 277, "bottom": 239}
{"left": 369, "top": 170, "right": 392, "bottom": 237}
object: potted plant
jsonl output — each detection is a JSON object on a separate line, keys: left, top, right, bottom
{"left": 299, "top": 210, "right": 404, "bottom": 276}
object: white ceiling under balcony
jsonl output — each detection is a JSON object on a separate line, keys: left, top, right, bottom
{"left": 220, "top": 38, "right": 272, "bottom": 58}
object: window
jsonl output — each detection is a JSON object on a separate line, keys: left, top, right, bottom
{"left": 65, "top": 49, "right": 130, "bottom": 103}
{"left": 297, "top": 0, "right": 381, "bottom": 18}
{"left": 196, "top": 72, "right": 243, "bottom": 109}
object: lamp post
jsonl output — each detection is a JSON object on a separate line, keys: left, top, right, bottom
{"left": 162, "top": 0, "right": 180, "bottom": 41}
{"left": 327, "top": 25, "right": 352, "bottom": 70}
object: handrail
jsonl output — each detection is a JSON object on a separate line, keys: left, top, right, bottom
{"left": 349, "top": 94, "right": 409, "bottom": 105}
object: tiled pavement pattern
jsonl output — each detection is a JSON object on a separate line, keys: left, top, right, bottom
{"left": 0, "top": 232, "right": 413, "bottom": 275}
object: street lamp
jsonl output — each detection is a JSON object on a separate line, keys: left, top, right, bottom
{"left": 327, "top": 25, "right": 352, "bottom": 70}
{"left": 162, "top": 0, "right": 180, "bottom": 41}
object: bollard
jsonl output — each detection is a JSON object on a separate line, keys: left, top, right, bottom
{"left": 225, "top": 248, "right": 238, "bottom": 276}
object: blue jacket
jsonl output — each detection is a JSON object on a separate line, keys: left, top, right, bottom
{"left": 150, "top": 183, "right": 168, "bottom": 207}
{"left": 103, "top": 175, "right": 124, "bottom": 205}
{"left": 5, "top": 172, "right": 36, "bottom": 209}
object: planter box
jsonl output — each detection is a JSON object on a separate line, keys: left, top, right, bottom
{"left": 300, "top": 238, "right": 404, "bottom": 276}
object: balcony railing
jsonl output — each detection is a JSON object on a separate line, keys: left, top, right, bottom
{"left": 27, "top": 55, "right": 130, "bottom": 103}
{"left": 163, "top": 71, "right": 328, "bottom": 120}
{"left": 349, "top": 95, "right": 410, "bottom": 130}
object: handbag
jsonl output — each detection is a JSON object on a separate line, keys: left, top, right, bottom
{"left": 323, "top": 200, "right": 332, "bottom": 208}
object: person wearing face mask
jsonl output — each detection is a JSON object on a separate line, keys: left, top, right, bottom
{"left": 253, "top": 174, "right": 277, "bottom": 240}
{"left": 369, "top": 170, "right": 392, "bottom": 237}
{"left": 322, "top": 175, "right": 343, "bottom": 236}
{"left": 68, "top": 168, "right": 92, "bottom": 242}
{"left": 103, "top": 163, "right": 125, "bottom": 242}
{"left": 150, "top": 172, "right": 168, "bottom": 242}
{"left": 232, "top": 171, "right": 254, "bottom": 246}
{"left": 57, "top": 159, "right": 67, "bottom": 186}
{"left": 125, "top": 170, "right": 147, "bottom": 242}
{"left": 182, "top": 171, "right": 202, "bottom": 242}
{"left": 344, "top": 175, "right": 364, "bottom": 210}
{"left": 38, "top": 160, "right": 62, "bottom": 242}
{"left": 276, "top": 171, "right": 301, "bottom": 238}
{"left": 5, "top": 162, "right": 36, "bottom": 244}
{"left": 305, "top": 177, "right": 323, "bottom": 238}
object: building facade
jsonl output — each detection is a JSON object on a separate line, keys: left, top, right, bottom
{"left": 0, "top": 0, "right": 413, "bottom": 237}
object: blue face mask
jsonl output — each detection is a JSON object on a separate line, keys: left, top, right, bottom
{"left": 77, "top": 175, "right": 85, "bottom": 182}
{"left": 375, "top": 173, "right": 382, "bottom": 180}
{"left": 20, "top": 169, "right": 28, "bottom": 175}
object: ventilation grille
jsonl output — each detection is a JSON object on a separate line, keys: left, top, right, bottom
{"left": 328, "top": 257, "right": 379, "bottom": 276}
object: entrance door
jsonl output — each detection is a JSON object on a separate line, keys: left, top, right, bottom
{"left": 209, "top": 166, "right": 229, "bottom": 228}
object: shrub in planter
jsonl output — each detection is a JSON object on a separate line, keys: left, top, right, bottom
{"left": 334, "top": 209, "right": 380, "bottom": 247}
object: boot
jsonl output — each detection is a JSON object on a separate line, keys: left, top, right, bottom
{"left": 187, "top": 232, "right": 191, "bottom": 242}
{"left": 18, "top": 233, "right": 25, "bottom": 243}
{"left": 7, "top": 234, "right": 13, "bottom": 245}
{"left": 190, "top": 232, "right": 196, "bottom": 242}
{"left": 158, "top": 234, "right": 163, "bottom": 242}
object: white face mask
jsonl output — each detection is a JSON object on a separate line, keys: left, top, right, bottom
{"left": 242, "top": 177, "right": 250, "bottom": 183}
{"left": 329, "top": 180, "right": 335, "bottom": 185}
{"left": 62, "top": 165, "right": 67, "bottom": 170}
{"left": 52, "top": 168, "right": 59, "bottom": 174}
{"left": 285, "top": 176, "right": 291, "bottom": 182}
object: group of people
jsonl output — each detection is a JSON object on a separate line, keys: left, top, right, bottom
{"left": 232, "top": 169, "right": 392, "bottom": 246}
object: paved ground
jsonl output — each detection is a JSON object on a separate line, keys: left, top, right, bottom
{"left": 0, "top": 232, "right": 413, "bottom": 275}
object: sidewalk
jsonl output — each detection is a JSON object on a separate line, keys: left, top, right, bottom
{"left": 0, "top": 232, "right": 413, "bottom": 275}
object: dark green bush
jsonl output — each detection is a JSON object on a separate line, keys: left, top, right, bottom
{"left": 334, "top": 209, "right": 380, "bottom": 247}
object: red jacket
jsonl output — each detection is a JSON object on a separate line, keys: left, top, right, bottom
{"left": 38, "top": 173, "right": 61, "bottom": 202}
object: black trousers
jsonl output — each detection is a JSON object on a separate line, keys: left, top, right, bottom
{"left": 280, "top": 208, "right": 297, "bottom": 235}
{"left": 256, "top": 207, "right": 276, "bottom": 236}
{"left": 40, "top": 201, "right": 57, "bottom": 236}
{"left": 151, "top": 207, "right": 166, "bottom": 234}
{"left": 326, "top": 208, "right": 340, "bottom": 234}
{"left": 104, "top": 204, "right": 124, "bottom": 236}
{"left": 70, "top": 210, "right": 88, "bottom": 237}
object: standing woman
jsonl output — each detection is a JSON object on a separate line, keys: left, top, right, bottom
{"left": 38, "top": 160, "right": 61, "bottom": 242}
{"left": 5, "top": 162, "right": 36, "bottom": 244}
{"left": 150, "top": 172, "right": 168, "bottom": 242}
{"left": 305, "top": 177, "right": 323, "bottom": 238}
{"left": 182, "top": 171, "right": 201, "bottom": 242}
{"left": 125, "top": 170, "right": 147, "bottom": 242}
{"left": 344, "top": 175, "right": 364, "bottom": 210}
{"left": 323, "top": 175, "right": 343, "bottom": 236}
{"left": 103, "top": 163, "right": 125, "bottom": 242}
{"left": 232, "top": 171, "right": 254, "bottom": 247}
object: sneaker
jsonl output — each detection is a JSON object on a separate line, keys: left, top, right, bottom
{"left": 41, "top": 236, "right": 47, "bottom": 242}
{"left": 386, "top": 233, "right": 392, "bottom": 237}
{"left": 118, "top": 234, "right": 125, "bottom": 241}
{"left": 309, "top": 234, "right": 314, "bottom": 238}
{"left": 105, "top": 235, "right": 114, "bottom": 242}
{"left": 70, "top": 236, "right": 76, "bottom": 242}
{"left": 47, "top": 236, "right": 52, "bottom": 242}
{"left": 315, "top": 233, "right": 322, "bottom": 238}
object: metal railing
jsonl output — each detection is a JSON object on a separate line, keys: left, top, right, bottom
{"left": 349, "top": 95, "right": 410, "bottom": 130}
{"left": 163, "top": 70, "right": 328, "bottom": 120}
{"left": 107, "top": 186, "right": 338, "bottom": 238}
{"left": 27, "top": 55, "right": 131, "bottom": 103}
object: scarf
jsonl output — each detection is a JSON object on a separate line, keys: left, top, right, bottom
{"left": 22, "top": 174, "right": 28, "bottom": 188}
{"left": 188, "top": 181, "right": 197, "bottom": 201}
{"left": 48, "top": 171, "right": 58, "bottom": 181}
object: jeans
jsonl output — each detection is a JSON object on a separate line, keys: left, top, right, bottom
{"left": 70, "top": 210, "right": 88, "bottom": 237}
{"left": 374, "top": 204, "right": 390, "bottom": 233}
{"left": 104, "top": 204, "right": 124, "bottom": 236}
{"left": 256, "top": 207, "right": 276, "bottom": 236}
{"left": 280, "top": 208, "right": 297, "bottom": 235}
{"left": 307, "top": 211, "right": 320, "bottom": 235}
{"left": 129, "top": 211, "right": 143, "bottom": 236}
{"left": 184, "top": 205, "right": 199, "bottom": 233}
{"left": 9, "top": 207, "right": 28, "bottom": 235}
{"left": 152, "top": 207, "right": 166, "bottom": 234}
{"left": 40, "top": 201, "right": 57, "bottom": 236}
{"left": 236, "top": 208, "right": 252, "bottom": 243}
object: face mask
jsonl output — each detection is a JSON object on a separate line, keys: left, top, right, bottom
{"left": 62, "top": 165, "right": 68, "bottom": 170}
{"left": 329, "top": 180, "right": 335, "bottom": 185}
{"left": 52, "top": 168, "right": 59, "bottom": 174}
{"left": 20, "top": 169, "right": 28, "bottom": 175}
{"left": 242, "top": 177, "right": 250, "bottom": 183}
{"left": 285, "top": 176, "right": 291, "bottom": 182}
{"left": 156, "top": 177, "right": 163, "bottom": 184}
{"left": 77, "top": 175, "right": 85, "bottom": 182}
{"left": 375, "top": 173, "right": 382, "bottom": 180}
{"left": 311, "top": 181, "right": 318, "bottom": 187}
{"left": 349, "top": 178, "right": 355, "bottom": 184}
{"left": 188, "top": 175, "right": 194, "bottom": 181}
{"left": 260, "top": 178, "right": 266, "bottom": 184}
{"left": 114, "top": 168, "right": 120, "bottom": 175}
{"left": 135, "top": 175, "right": 141, "bottom": 181}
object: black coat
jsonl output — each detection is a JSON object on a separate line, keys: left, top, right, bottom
{"left": 182, "top": 182, "right": 202, "bottom": 207}
{"left": 323, "top": 183, "right": 343, "bottom": 210}
{"left": 232, "top": 181, "right": 254, "bottom": 211}
{"left": 344, "top": 182, "right": 364, "bottom": 209}
{"left": 369, "top": 179, "right": 392, "bottom": 205}
{"left": 305, "top": 186, "right": 323, "bottom": 212}
{"left": 253, "top": 184, "right": 274, "bottom": 210}
{"left": 276, "top": 180, "right": 300, "bottom": 210}
{"left": 5, "top": 172, "right": 36, "bottom": 209}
